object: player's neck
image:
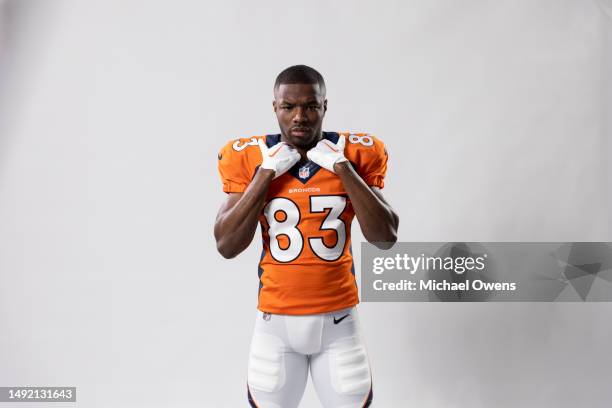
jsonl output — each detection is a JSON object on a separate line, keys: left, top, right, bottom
{"left": 296, "top": 149, "right": 309, "bottom": 164}
{"left": 281, "top": 131, "right": 323, "bottom": 164}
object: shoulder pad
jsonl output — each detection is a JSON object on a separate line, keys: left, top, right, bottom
{"left": 339, "top": 132, "right": 388, "bottom": 188}
{"left": 217, "top": 135, "right": 266, "bottom": 193}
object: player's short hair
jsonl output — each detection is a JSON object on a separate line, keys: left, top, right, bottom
{"left": 274, "top": 65, "right": 326, "bottom": 95}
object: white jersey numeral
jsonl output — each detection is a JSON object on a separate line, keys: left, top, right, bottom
{"left": 308, "top": 196, "right": 347, "bottom": 261}
{"left": 232, "top": 137, "right": 258, "bottom": 151}
{"left": 264, "top": 198, "right": 303, "bottom": 262}
{"left": 348, "top": 134, "right": 374, "bottom": 146}
{"left": 263, "top": 196, "right": 347, "bottom": 262}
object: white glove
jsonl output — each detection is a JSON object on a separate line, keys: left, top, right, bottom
{"left": 306, "top": 135, "right": 348, "bottom": 173}
{"left": 258, "top": 139, "right": 301, "bottom": 179}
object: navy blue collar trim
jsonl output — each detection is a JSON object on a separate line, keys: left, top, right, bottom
{"left": 265, "top": 132, "right": 340, "bottom": 184}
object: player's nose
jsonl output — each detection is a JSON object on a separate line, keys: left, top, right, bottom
{"left": 292, "top": 106, "right": 308, "bottom": 123}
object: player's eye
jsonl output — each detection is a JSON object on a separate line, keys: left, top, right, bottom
{"left": 281, "top": 106, "right": 292, "bottom": 110}
{"left": 308, "top": 105, "right": 319, "bottom": 111}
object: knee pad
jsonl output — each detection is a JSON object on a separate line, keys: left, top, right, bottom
{"left": 248, "top": 332, "right": 286, "bottom": 393}
{"left": 329, "top": 336, "right": 372, "bottom": 396}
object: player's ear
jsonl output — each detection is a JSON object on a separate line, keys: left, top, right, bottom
{"left": 272, "top": 100, "right": 277, "bottom": 112}
{"left": 323, "top": 99, "right": 327, "bottom": 113}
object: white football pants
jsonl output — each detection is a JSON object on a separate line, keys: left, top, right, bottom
{"left": 247, "top": 306, "right": 373, "bottom": 408}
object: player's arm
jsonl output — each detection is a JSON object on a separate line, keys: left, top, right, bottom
{"left": 214, "top": 168, "right": 274, "bottom": 259}
{"left": 307, "top": 135, "right": 399, "bottom": 249}
{"left": 215, "top": 138, "right": 300, "bottom": 258}
{"left": 334, "top": 162, "right": 399, "bottom": 249}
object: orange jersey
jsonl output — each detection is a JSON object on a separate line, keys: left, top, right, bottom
{"left": 218, "top": 131, "right": 388, "bottom": 315}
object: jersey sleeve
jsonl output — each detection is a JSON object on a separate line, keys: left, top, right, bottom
{"left": 217, "top": 138, "right": 256, "bottom": 193}
{"left": 345, "top": 133, "right": 388, "bottom": 188}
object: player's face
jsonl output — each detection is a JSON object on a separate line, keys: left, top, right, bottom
{"left": 273, "top": 83, "right": 327, "bottom": 150}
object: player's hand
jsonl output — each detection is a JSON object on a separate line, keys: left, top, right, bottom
{"left": 258, "top": 139, "right": 301, "bottom": 179}
{"left": 306, "top": 135, "right": 348, "bottom": 173}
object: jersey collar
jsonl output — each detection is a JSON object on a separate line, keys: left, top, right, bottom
{"left": 265, "top": 132, "right": 339, "bottom": 184}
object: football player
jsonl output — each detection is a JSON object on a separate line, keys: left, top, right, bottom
{"left": 215, "top": 65, "right": 399, "bottom": 408}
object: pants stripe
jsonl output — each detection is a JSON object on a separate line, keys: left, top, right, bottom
{"left": 247, "top": 384, "right": 259, "bottom": 408}
{"left": 362, "top": 385, "right": 373, "bottom": 407}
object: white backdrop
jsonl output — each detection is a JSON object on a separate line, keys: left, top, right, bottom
{"left": 1, "top": 0, "right": 611, "bottom": 407}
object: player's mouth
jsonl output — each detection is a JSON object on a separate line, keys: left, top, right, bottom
{"left": 290, "top": 127, "right": 311, "bottom": 137}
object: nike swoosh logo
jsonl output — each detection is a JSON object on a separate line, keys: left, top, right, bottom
{"left": 333, "top": 314, "right": 350, "bottom": 324}
{"left": 268, "top": 144, "right": 284, "bottom": 157}
{"left": 324, "top": 141, "right": 339, "bottom": 152}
